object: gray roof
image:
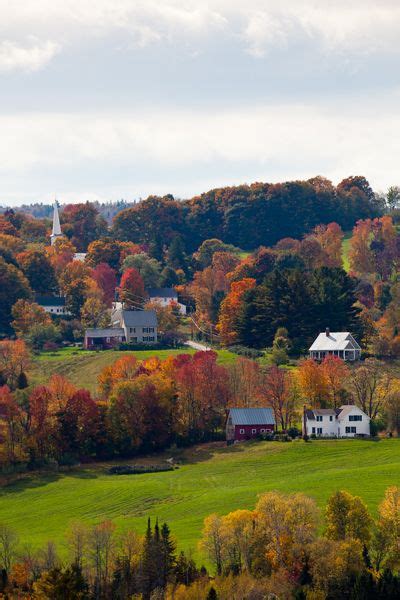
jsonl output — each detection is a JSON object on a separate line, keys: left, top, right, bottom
{"left": 228, "top": 407, "right": 275, "bottom": 426}
{"left": 36, "top": 296, "right": 66, "bottom": 307}
{"left": 85, "top": 327, "right": 125, "bottom": 338}
{"left": 306, "top": 408, "right": 336, "bottom": 420}
{"left": 114, "top": 309, "right": 158, "bottom": 328}
{"left": 309, "top": 332, "right": 361, "bottom": 352}
{"left": 147, "top": 288, "right": 178, "bottom": 299}
{"left": 306, "top": 405, "right": 369, "bottom": 421}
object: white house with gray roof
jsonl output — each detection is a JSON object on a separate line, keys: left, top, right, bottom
{"left": 111, "top": 308, "right": 158, "bottom": 343}
{"left": 303, "top": 405, "right": 370, "bottom": 438}
{"left": 147, "top": 288, "right": 186, "bottom": 315}
{"left": 309, "top": 329, "right": 361, "bottom": 361}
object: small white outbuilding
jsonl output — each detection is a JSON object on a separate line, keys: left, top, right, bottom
{"left": 303, "top": 405, "right": 370, "bottom": 438}
{"left": 309, "top": 328, "right": 361, "bottom": 361}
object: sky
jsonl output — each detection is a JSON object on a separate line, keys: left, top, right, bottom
{"left": 1, "top": 0, "right": 400, "bottom": 205}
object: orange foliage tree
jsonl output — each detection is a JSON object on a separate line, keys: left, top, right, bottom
{"left": 217, "top": 278, "right": 256, "bottom": 346}
{"left": 297, "top": 359, "right": 329, "bottom": 408}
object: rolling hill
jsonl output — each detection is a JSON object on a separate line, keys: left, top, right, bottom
{"left": 1, "top": 438, "right": 399, "bottom": 560}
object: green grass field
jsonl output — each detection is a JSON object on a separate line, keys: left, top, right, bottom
{"left": 29, "top": 347, "right": 238, "bottom": 393}
{"left": 1, "top": 438, "right": 399, "bottom": 558}
{"left": 342, "top": 232, "right": 352, "bottom": 272}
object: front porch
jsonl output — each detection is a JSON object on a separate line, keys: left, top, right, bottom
{"left": 310, "top": 349, "right": 361, "bottom": 361}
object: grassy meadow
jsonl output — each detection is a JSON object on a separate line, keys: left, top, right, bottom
{"left": 29, "top": 346, "right": 238, "bottom": 394}
{"left": 1, "top": 438, "right": 399, "bottom": 559}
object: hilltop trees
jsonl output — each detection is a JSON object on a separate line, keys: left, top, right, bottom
{"left": 112, "top": 177, "right": 380, "bottom": 253}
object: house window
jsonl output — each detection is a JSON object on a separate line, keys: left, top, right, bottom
{"left": 239, "top": 428, "right": 245, "bottom": 434}
{"left": 312, "top": 427, "right": 316, "bottom": 434}
{"left": 345, "top": 426, "right": 357, "bottom": 433}
{"left": 106, "top": 337, "right": 110, "bottom": 342}
{"left": 130, "top": 327, "right": 136, "bottom": 333}
{"left": 317, "top": 427, "right": 323, "bottom": 435}
{"left": 316, "top": 415, "right": 323, "bottom": 422}
{"left": 260, "top": 429, "right": 265, "bottom": 433}
{"left": 349, "top": 415, "right": 362, "bottom": 421}
{"left": 329, "top": 416, "right": 333, "bottom": 421}
{"left": 143, "top": 327, "right": 154, "bottom": 333}
{"left": 251, "top": 429, "right": 257, "bottom": 434}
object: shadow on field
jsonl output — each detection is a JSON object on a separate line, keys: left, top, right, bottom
{"left": 0, "top": 466, "right": 100, "bottom": 494}
{"left": 178, "top": 440, "right": 251, "bottom": 465}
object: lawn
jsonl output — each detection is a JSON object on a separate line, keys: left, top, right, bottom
{"left": 29, "top": 346, "right": 238, "bottom": 393}
{"left": 1, "top": 438, "right": 399, "bottom": 559}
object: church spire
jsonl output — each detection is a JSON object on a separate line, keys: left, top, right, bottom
{"left": 50, "top": 200, "right": 63, "bottom": 245}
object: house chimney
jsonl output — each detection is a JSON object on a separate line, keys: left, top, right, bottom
{"left": 325, "top": 327, "right": 330, "bottom": 337}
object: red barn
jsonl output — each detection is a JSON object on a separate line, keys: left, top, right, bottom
{"left": 226, "top": 407, "right": 275, "bottom": 443}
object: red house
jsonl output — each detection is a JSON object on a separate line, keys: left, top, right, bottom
{"left": 226, "top": 407, "right": 275, "bottom": 443}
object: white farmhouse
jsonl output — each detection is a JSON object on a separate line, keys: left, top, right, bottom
{"left": 147, "top": 288, "right": 186, "bottom": 315}
{"left": 36, "top": 296, "right": 71, "bottom": 316}
{"left": 309, "top": 328, "right": 361, "bottom": 361}
{"left": 303, "top": 405, "right": 370, "bottom": 438}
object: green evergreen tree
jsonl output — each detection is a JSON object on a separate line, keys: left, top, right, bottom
{"left": 160, "top": 522, "right": 176, "bottom": 586}
{"left": 270, "top": 327, "right": 291, "bottom": 365}
{"left": 111, "top": 556, "right": 136, "bottom": 599}
{"left": 168, "top": 236, "right": 187, "bottom": 271}
{"left": 17, "top": 371, "right": 28, "bottom": 389}
{"left": 140, "top": 518, "right": 157, "bottom": 600}
{"left": 174, "top": 551, "right": 199, "bottom": 586}
{"left": 160, "top": 266, "right": 179, "bottom": 287}
{"left": 206, "top": 587, "right": 218, "bottom": 600}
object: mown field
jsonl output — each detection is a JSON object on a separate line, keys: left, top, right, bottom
{"left": 28, "top": 346, "right": 238, "bottom": 393}
{"left": 1, "top": 438, "right": 399, "bottom": 559}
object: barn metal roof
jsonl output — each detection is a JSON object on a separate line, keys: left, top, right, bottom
{"left": 228, "top": 407, "right": 275, "bottom": 426}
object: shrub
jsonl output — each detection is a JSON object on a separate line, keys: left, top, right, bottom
{"left": 108, "top": 464, "right": 175, "bottom": 475}
{"left": 115, "top": 341, "right": 182, "bottom": 351}
{"left": 228, "top": 345, "right": 263, "bottom": 359}
{"left": 287, "top": 427, "right": 301, "bottom": 439}
{"left": 273, "top": 433, "right": 292, "bottom": 442}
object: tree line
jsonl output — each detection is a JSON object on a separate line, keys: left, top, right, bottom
{"left": 2, "top": 342, "right": 400, "bottom": 473}
{"left": 112, "top": 176, "right": 381, "bottom": 253}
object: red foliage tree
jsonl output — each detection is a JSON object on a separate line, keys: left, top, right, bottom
{"left": 119, "top": 267, "right": 145, "bottom": 308}
{"left": 175, "top": 351, "right": 230, "bottom": 437}
{"left": 92, "top": 263, "right": 117, "bottom": 307}
{"left": 59, "top": 389, "right": 100, "bottom": 456}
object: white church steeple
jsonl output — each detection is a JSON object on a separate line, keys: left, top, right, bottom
{"left": 50, "top": 200, "right": 63, "bottom": 245}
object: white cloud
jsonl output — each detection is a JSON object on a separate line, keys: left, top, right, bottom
{"left": 0, "top": 102, "right": 399, "bottom": 201}
{"left": 1, "top": 1, "right": 400, "bottom": 59}
{"left": 0, "top": 39, "right": 60, "bottom": 72}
